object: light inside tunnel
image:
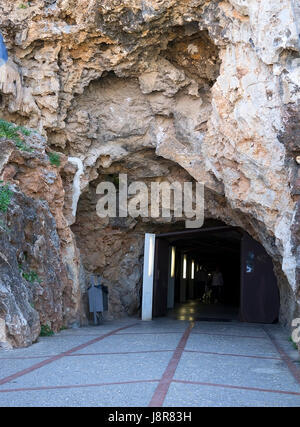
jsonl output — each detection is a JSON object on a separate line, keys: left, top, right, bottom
{"left": 191, "top": 260, "right": 195, "bottom": 279}
{"left": 148, "top": 235, "right": 155, "bottom": 277}
{"left": 171, "top": 246, "right": 175, "bottom": 278}
{"left": 183, "top": 254, "right": 187, "bottom": 279}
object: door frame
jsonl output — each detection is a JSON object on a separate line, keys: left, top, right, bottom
{"left": 141, "top": 227, "right": 280, "bottom": 323}
{"left": 141, "top": 227, "right": 236, "bottom": 321}
{"left": 141, "top": 233, "right": 156, "bottom": 320}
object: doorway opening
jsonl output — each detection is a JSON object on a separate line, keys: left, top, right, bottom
{"left": 142, "top": 220, "right": 280, "bottom": 324}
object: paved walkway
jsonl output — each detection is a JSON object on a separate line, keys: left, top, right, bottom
{"left": 0, "top": 317, "right": 300, "bottom": 407}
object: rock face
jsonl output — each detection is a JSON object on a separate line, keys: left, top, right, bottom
{"left": 0, "top": 0, "right": 300, "bottom": 346}
{"left": 0, "top": 129, "right": 83, "bottom": 348}
{"left": 0, "top": 187, "right": 59, "bottom": 348}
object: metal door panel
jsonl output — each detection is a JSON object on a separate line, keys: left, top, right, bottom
{"left": 240, "top": 233, "right": 279, "bottom": 323}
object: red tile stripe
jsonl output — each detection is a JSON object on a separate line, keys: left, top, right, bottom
{"left": 0, "top": 355, "right": 52, "bottom": 360}
{"left": 0, "top": 322, "right": 138, "bottom": 386}
{"left": 0, "top": 349, "right": 174, "bottom": 361}
{"left": 1, "top": 378, "right": 299, "bottom": 397}
{"left": 115, "top": 331, "right": 183, "bottom": 335}
{"left": 262, "top": 326, "right": 300, "bottom": 386}
{"left": 172, "top": 379, "right": 300, "bottom": 396}
{"left": 0, "top": 379, "right": 160, "bottom": 394}
{"left": 184, "top": 349, "right": 281, "bottom": 361}
{"left": 148, "top": 322, "right": 194, "bottom": 407}
{"left": 69, "top": 349, "right": 174, "bottom": 357}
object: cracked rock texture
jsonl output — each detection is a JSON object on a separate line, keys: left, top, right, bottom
{"left": 0, "top": 0, "right": 300, "bottom": 346}
{"left": 0, "top": 131, "right": 84, "bottom": 348}
{"left": 0, "top": 186, "right": 59, "bottom": 348}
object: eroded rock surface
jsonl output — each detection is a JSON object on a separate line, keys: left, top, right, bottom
{"left": 0, "top": 187, "right": 60, "bottom": 348}
{"left": 0, "top": 130, "right": 83, "bottom": 347}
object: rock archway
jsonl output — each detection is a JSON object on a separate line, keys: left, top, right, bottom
{"left": 70, "top": 148, "right": 295, "bottom": 327}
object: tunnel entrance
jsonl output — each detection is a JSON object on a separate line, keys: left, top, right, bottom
{"left": 71, "top": 147, "right": 289, "bottom": 326}
{"left": 142, "top": 223, "right": 280, "bottom": 324}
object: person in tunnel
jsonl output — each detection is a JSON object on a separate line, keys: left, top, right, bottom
{"left": 211, "top": 265, "right": 224, "bottom": 303}
{"left": 195, "top": 265, "right": 208, "bottom": 299}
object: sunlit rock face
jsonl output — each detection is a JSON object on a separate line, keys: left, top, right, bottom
{"left": 0, "top": 131, "right": 85, "bottom": 348}
{"left": 0, "top": 0, "right": 300, "bottom": 346}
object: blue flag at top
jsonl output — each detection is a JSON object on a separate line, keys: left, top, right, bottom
{"left": 0, "top": 33, "right": 8, "bottom": 67}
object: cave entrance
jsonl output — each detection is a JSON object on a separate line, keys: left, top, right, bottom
{"left": 142, "top": 224, "right": 280, "bottom": 324}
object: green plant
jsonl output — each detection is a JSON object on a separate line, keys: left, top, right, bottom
{"left": 0, "top": 119, "right": 22, "bottom": 143}
{"left": 0, "top": 183, "right": 13, "bottom": 213}
{"left": 40, "top": 325, "right": 54, "bottom": 337}
{"left": 48, "top": 152, "right": 61, "bottom": 167}
{"left": 18, "top": 3, "right": 27, "bottom": 9}
{"left": 289, "top": 336, "right": 298, "bottom": 350}
{"left": 18, "top": 264, "right": 42, "bottom": 284}
{"left": 15, "top": 140, "right": 33, "bottom": 152}
{"left": 0, "top": 119, "right": 33, "bottom": 151}
{"left": 17, "top": 125, "right": 31, "bottom": 136}
{"left": 22, "top": 270, "right": 42, "bottom": 283}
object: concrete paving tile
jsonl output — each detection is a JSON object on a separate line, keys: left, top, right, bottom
{"left": 263, "top": 324, "right": 290, "bottom": 338}
{"left": 72, "top": 333, "right": 182, "bottom": 354}
{"left": 262, "top": 325, "right": 300, "bottom": 362}
{"left": 164, "top": 382, "right": 300, "bottom": 407}
{"left": 0, "top": 381, "right": 158, "bottom": 407}
{"left": 0, "top": 358, "right": 46, "bottom": 379}
{"left": 186, "top": 333, "right": 279, "bottom": 357}
{"left": 174, "top": 352, "right": 300, "bottom": 393}
{"left": 192, "top": 322, "right": 267, "bottom": 337}
{"left": 0, "top": 352, "right": 171, "bottom": 390}
{"left": 0, "top": 335, "right": 99, "bottom": 358}
{"left": 0, "top": 317, "right": 299, "bottom": 407}
{"left": 58, "top": 320, "right": 137, "bottom": 335}
{"left": 58, "top": 327, "right": 120, "bottom": 337}
{"left": 116, "top": 320, "right": 189, "bottom": 334}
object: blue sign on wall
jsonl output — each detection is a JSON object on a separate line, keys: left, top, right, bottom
{"left": 0, "top": 33, "right": 8, "bottom": 67}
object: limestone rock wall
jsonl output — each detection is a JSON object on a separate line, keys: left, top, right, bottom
{"left": 0, "top": 186, "right": 59, "bottom": 348}
{"left": 0, "top": 0, "right": 299, "bottom": 344}
{"left": 0, "top": 130, "right": 84, "bottom": 348}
